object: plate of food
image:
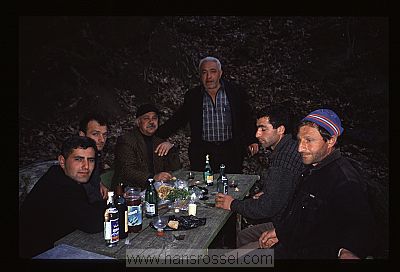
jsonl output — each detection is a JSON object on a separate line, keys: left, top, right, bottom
{"left": 155, "top": 182, "right": 174, "bottom": 199}
{"left": 149, "top": 215, "right": 206, "bottom": 231}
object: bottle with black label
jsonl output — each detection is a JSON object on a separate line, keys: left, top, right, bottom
{"left": 217, "top": 164, "right": 228, "bottom": 194}
{"left": 145, "top": 178, "right": 158, "bottom": 218}
{"left": 115, "top": 182, "right": 128, "bottom": 239}
{"left": 104, "top": 191, "right": 119, "bottom": 247}
{"left": 204, "top": 154, "right": 213, "bottom": 186}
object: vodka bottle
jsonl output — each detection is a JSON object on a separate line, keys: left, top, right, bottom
{"left": 217, "top": 164, "right": 228, "bottom": 194}
{"left": 115, "top": 182, "right": 128, "bottom": 239}
{"left": 104, "top": 191, "right": 119, "bottom": 247}
{"left": 145, "top": 178, "right": 158, "bottom": 218}
{"left": 204, "top": 154, "right": 213, "bottom": 186}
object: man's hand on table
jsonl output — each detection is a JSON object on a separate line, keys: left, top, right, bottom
{"left": 252, "top": 191, "right": 264, "bottom": 199}
{"left": 338, "top": 248, "right": 360, "bottom": 259}
{"left": 154, "top": 172, "right": 173, "bottom": 182}
{"left": 215, "top": 193, "right": 235, "bottom": 210}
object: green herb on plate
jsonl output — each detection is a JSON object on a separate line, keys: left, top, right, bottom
{"left": 167, "top": 188, "right": 190, "bottom": 201}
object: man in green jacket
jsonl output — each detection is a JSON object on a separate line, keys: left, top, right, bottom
{"left": 112, "top": 104, "right": 181, "bottom": 190}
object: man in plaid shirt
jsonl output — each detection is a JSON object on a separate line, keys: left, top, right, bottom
{"left": 156, "top": 56, "right": 258, "bottom": 173}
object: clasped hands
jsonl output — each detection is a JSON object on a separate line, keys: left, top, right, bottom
{"left": 259, "top": 228, "right": 279, "bottom": 249}
{"left": 257, "top": 228, "right": 359, "bottom": 259}
{"left": 215, "top": 192, "right": 278, "bottom": 249}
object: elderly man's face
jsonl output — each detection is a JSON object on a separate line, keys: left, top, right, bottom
{"left": 200, "top": 60, "right": 222, "bottom": 91}
{"left": 137, "top": 112, "right": 158, "bottom": 136}
{"left": 59, "top": 147, "right": 96, "bottom": 183}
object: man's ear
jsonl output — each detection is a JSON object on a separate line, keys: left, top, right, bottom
{"left": 78, "top": 131, "right": 85, "bottom": 137}
{"left": 277, "top": 125, "right": 285, "bottom": 135}
{"left": 327, "top": 136, "right": 337, "bottom": 148}
{"left": 58, "top": 155, "right": 66, "bottom": 169}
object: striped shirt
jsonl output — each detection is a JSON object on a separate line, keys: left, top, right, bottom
{"left": 202, "top": 85, "right": 233, "bottom": 142}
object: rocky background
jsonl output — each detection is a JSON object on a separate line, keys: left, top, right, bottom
{"left": 19, "top": 16, "right": 388, "bottom": 257}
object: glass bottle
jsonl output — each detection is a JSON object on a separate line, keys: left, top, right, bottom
{"left": 204, "top": 154, "right": 213, "bottom": 186}
{"left": 115, "top": 182, "right": 128, "bottom": 239}
{"left": 104, "top": 191, "right": 119, "bottom": 247}
{"left": 188, "top": 194, "right": 197, "bottom": 216}
{"left": 124, "top": 187, "right": 142, "bottom": 233}
{"left": 217, "top": 164, "right": 228, "bottom": 194}
{"left": 145, "top": 178, "right": 158, "bottom": 218}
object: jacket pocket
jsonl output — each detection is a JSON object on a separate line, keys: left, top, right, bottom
{"left": 299, "top": 191, "right": 325, "bottom": 225}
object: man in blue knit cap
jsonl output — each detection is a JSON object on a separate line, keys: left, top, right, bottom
{"left": 257, "top": 109, "right": 376, "bottom": 259}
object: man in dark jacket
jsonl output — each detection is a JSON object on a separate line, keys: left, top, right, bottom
{"left": 156, "top": 56, "right": 258, "bottom": 173}
{"left": 112, "top": 104, "right": 181, "bottom": 190}
{"left": 215, "top": 106, "right": 305, "bottom": 248}
{"left": 19, "top": 136, "right": 106, "bottom": 258}
{"left": 259, "top": 109, "right": 375, "bottom": 259}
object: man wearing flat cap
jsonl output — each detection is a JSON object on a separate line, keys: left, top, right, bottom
{"left": 112, "top": 103, "right": 181, "bottom": 190}
{"left": 257, "top": 109, "right": 376, "bottom": 259}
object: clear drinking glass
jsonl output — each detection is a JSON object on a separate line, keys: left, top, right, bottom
{"left": 228, "top": 179, "right": 238, "bottom": 188}
{"left": 152, "top": 216, "right": 168, "bottom": 236}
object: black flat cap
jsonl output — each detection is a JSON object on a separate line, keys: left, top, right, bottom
{"left": 136, "top": 103, "right": 160, "bottom": 118}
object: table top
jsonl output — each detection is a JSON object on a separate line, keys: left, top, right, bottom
{"left": 33, "top": 243, "right": 115, "bottom": 259}
{"left": 55, "top": 170, "right": 259, "bottom": 259}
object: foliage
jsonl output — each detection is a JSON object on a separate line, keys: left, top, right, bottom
{"left": 166, "top": 188, "right": 191, "bottom": 201}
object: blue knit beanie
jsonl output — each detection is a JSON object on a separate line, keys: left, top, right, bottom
{"left": 302, "top": 109, "right": 344, "bottom": 137}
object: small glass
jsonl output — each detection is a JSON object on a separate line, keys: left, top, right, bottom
{"left": 228, "top": 179, "right": 238, "bottom": 188}
{"left": 152, "top": 216, "right": 168, "bottom": 237}
{"left": 175, "top": 179, "right": 188, "bottom": 190}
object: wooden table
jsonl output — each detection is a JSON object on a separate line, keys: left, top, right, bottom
{"left": 54, "top": 170, "right": 259, "bottom": 259}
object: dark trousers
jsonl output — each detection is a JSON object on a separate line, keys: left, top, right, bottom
{"left": 237, "top": 222, "right": 275, "bottom": 248}
{"left": 188, "top": 139, "right": 245, "bottom": 173}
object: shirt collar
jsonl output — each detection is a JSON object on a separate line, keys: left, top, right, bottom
{"left": 307, "top": 149, "right": 341, "bottom": 172}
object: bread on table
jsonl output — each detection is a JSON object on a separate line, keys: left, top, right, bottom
{"left": 167, "top": 220, "right": 179, "bottom": 230}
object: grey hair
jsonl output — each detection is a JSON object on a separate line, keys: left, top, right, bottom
{"left": 198, "top": 56, "right": 222, "bottom": 72}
